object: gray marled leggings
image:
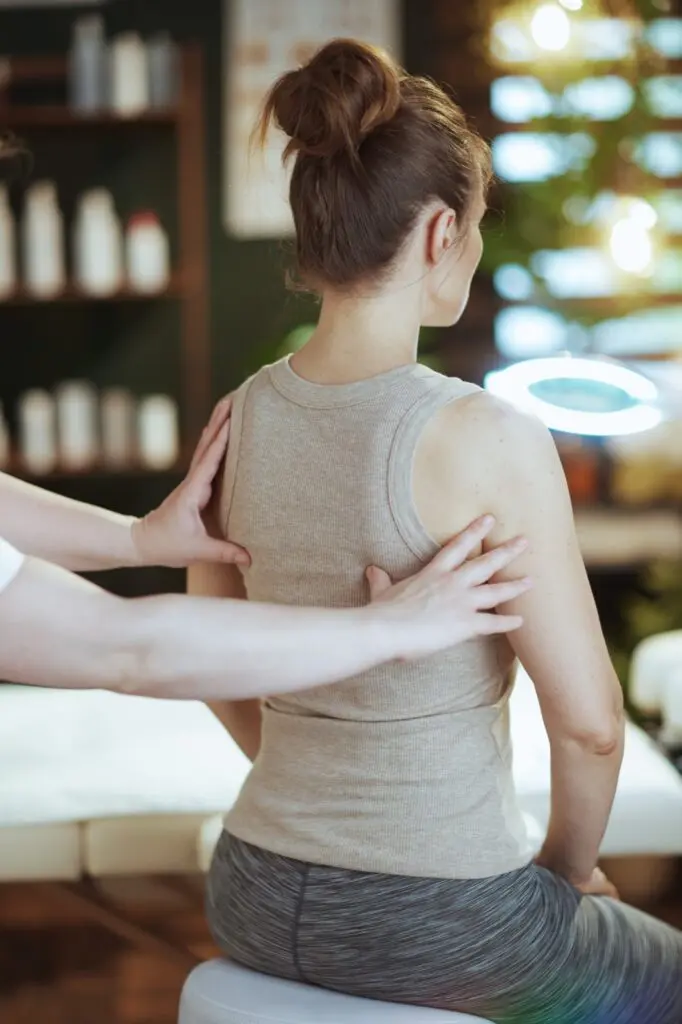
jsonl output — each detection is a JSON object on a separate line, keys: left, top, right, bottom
{"left": 206, "top": 832, "right": 682, "bottom": 1024}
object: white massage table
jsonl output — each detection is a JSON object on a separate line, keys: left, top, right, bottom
{"left": 1, "top": 664, "right": 681, "bottom": 959}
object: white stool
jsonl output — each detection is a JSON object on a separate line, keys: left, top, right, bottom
{"left": 179, "top": 961, "right": 491, "bottom": 1023}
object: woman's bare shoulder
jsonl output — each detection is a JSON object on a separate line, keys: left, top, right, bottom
{"left": 426, "top": 390, "right": 556, "bottom": 478}
{"left": 413, "top": 391, "right": 563, "bottom": 544}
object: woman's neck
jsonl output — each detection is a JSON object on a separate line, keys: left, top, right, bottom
{"left": 290, "top": 288, "right": 422, "bottom": 385}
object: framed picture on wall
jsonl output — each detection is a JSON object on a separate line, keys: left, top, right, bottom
{"left": 222, "top": 0, "right": 401, "bottom": 238}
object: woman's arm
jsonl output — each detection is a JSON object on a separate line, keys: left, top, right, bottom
{"left": 473, "top": 399, "right": 622, "bottom": 885}
{"left": 0, "top": 399, "right": 248, "bottom": 572}
{"left": 485, "top": 409, "right": 624, "bottom": 887}
{"left": 188, "top": 561, "right": 263, "bottom": 760}
{"left": 422, "top": 395, "right": 624, "bottom": 888}
{"left": 0, "top": 520, "right": 530, "bottom": 700}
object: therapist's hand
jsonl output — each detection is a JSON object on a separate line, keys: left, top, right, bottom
{"left": 366, "top": 515, "right": 531, "bottom": 660}
{"left": 132, "top": 398, "right": 251, "bottom": 568}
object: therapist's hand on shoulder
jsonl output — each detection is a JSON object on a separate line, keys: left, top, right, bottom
{"left": 131, "top": 397, "right": 251, "bottom": 569}
{"left": 366, "top": 515, "right": 532, "bottom": 659}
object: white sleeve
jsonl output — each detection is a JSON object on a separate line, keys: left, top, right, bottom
{"left": 0, "top": 535, "right": 25, "bottom": 593}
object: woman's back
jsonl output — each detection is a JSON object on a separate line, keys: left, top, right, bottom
{"left": 221, "top": 357, "right": 530, "bottom": 878}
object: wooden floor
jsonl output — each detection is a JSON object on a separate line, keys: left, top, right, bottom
{"left": 0, "top": 878, "right": 218, "bottom": 1024}
{"left": 1, "top": 873, "right": 681, "bottom": 1024}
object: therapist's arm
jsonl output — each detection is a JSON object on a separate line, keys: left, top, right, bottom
{"left": 0, "top": 519, "right": 530, "bottom": 702}
{"left": 0, "top": 399, "right": 248, "bottom": 572}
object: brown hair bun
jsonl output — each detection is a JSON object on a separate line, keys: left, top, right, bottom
{"left": 255, "top": 37, "right": 490, "bottom": 290}
{"left": 260, "top": 38, "right": 401, "bottom": 161}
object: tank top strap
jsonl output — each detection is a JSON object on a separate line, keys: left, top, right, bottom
{"left": 218, "top": 374, "right": 257, "bottom": 538}
{"left": 387, "top": 376, "right": 481, "bottom": 562}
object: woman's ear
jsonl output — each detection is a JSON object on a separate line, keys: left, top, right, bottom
{"left": 426, "top": 207, "right": 457, "bottom": 267}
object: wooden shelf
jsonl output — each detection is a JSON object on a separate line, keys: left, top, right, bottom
{"left": 0, "top": 276, "right": 185, "bottom": 306}
{"left": 482, "top": 114, "right": 682, "bottom": 136}
{"left": 503, "top": 293, "right": 682, "bottom": 316}
{"left": 441, "top": 57, "right": 682, "bottom": 90}
{"left": 561, "top": 294, "right": 682, "bottom": 314}
{"left": 1, "top": 106, "right": 178, "bottom": 128}
{"left": 575, "top": 505, "right": 682, "bottom": 569}
{"left": 7, "top": 461, "right": 187, "bottom": 483}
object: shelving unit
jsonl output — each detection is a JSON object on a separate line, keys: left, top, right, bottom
{"left": 5, "top": 454, "right": 189, "bottom": 483}
{"left": 2, "top": 106, "right": 178, "bottom": 128}
{"left": 0, "top": 275, "right": 185, "bottom": 306}
{"left": 0, "top": 45, "right": 211, "bottom": 482}
{"left": 574, "top": 505, "right": 682, "bottom": 569}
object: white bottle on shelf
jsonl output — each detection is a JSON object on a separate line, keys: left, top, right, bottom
{"left": 109, "top": 33, "right": 149, "bottom": 117}
{"left": 101, "top": 387, "right": 136, "bottom": 469}
{"left": 0, "top": 402, "right": 10, "bottom": 469}
{"left": 74, "top": 189, "right": 123, "bottom": 297}
{"left": 138, "top": 394, "right": 179, "bottom": 470}
{"left": 147, "top": 32, "right": 180, "bottom": 109}
{"left": 126, "top": 211, "right": 170, "bottom": 293}
{"left": 22, "top": 182, "right": 65, "bottom": 299}
{"left": 55, "top": 380, "right": 99, "bottom": 472}
{"left": 69, "top": 14, "right": 107, "bottom": 114}
{"left": 0, "top": 184, "right": 16, "bottom": 300}
{"left": 18, "top": 389, "right": 57, "bottom": 475}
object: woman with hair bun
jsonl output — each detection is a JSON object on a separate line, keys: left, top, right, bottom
{"left": 0, "top": 129, "right": 528, "bottom": 711}
{"left": 196, "top": 38, "right": 680, "bottom": 1023}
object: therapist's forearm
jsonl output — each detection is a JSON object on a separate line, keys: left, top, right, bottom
{"left": 539, "top": 729, "right": 625, "bottom": 885}
{"left": 0, "top": 472, "right": 139, "bottom": 572}
{"left": 1, "top": 557, "right": 399, "bottom": 699}
{"left": 126, "top": 594, "right": 397, "bottom": 700}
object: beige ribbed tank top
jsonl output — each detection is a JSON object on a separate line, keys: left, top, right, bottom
{"left": 221, "top": 357, "right": 531, "bottom": 879}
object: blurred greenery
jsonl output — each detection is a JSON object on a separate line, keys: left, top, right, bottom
{"left": 278, "top": 323, "right": 317, "bottom": 359}
{"left": 480, "top": 0, "right": 667, "bottom": 329}
{"left": 478, "top": 0, "right": 682, "bottom": 699}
